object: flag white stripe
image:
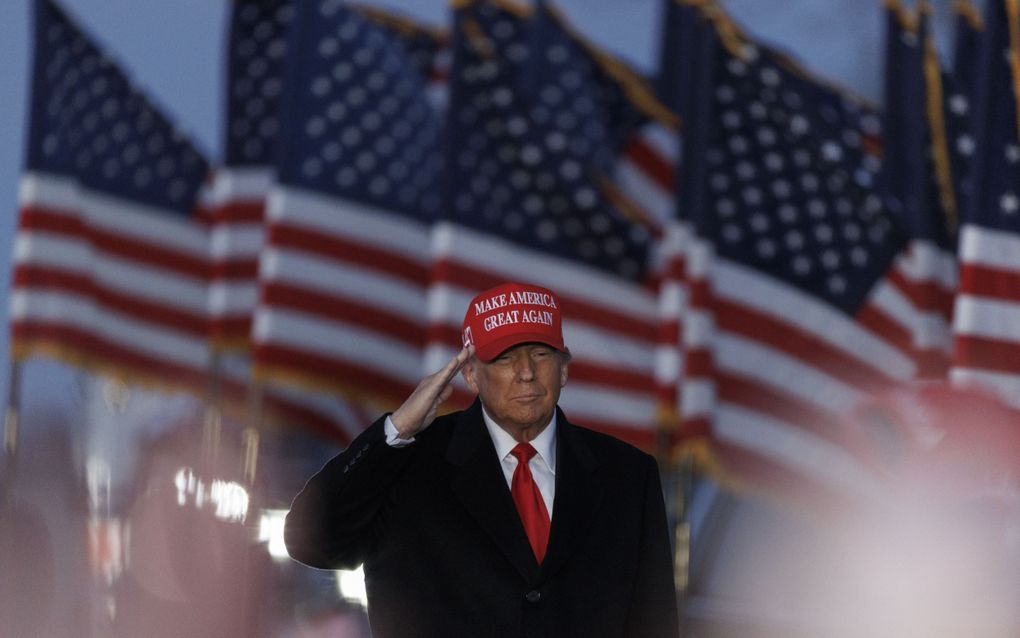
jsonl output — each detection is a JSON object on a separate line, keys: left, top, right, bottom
{"left": 14, "top": 231, "right": 91, "bottom": 267}
{"left": 952, "top": 295, "right": 1020, "bottom": 341}
{"left": 895, "top": 239, "right": 958, "bottom": 289}
{"left": 949, "top": 368, "right": 1020, "bottom": 410}
{"left": 11, "top": 289, "right": 209, "bottom": 367}
{"left": 15, "top": 231, "right": 208, "bottom": 313}
{"left": 209, "top": 282, "right": 259, "bottom": 316}
{"left": 80, "top": 192, "right": 209, "bottom": 258}
{"left": 252, "top": 307, "right": 422, "bottom": 385}
{"left": 209, "top": 167, "right": 274, "bottom": 203}
{"left": 716, "top": 330, "right": 864, "bottom": 411}
{"left": 637, "top": 122, "right": 680, "bottom": 164}
{"left": 20, "top": 175, "right": 209, "bottom": 263}
{"left": 18, "top": 173, "right": 78, "bottom": 209}
{"left": 958, "top": 223, "right": 1020, "bottom": 272}
{"left": 866, "top": 279, "right": 917, "bottom": 338}
{"left": 561, "top": 320, "right": 656, "bottom": 372}
{"left": 211, "top": 223, "right": 265, "bottom": 260}
{"left": 615, "top": 160, "right": 674, "bottom": 226}
{"left": 714, "top": 403, "right": 884, "bottom": 499}
{"left": 267, "top": 186, "right": 432, "bottom": 262}
{"left": 714, "top": 258, "right": 915, "bottom": 379}
{"left": 559, "top": 383, "right": 656, "bottom": 428}
{"left": 681, "top": 380, "right": 715, "bottom": 419}
{"left": 260, "top": 247, "right": 426, "bottom": 320}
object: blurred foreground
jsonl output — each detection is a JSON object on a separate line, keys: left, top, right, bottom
{"left": 0, "top": 363, "right": 371, "bottom": 638}
{"left": 4, "top": 362, "right": 1020, "bottom": 637}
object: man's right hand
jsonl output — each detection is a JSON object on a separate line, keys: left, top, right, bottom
{"left": 389, "top": 345, "right": 474, "bottom": 439}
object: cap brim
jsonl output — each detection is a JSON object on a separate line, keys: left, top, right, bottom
{"left": 474, "top": 333, "right": 569, "bottom": 362}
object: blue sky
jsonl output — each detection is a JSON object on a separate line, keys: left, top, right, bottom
{"left": 0, "top": 0, "right": 967, "bottom": 414}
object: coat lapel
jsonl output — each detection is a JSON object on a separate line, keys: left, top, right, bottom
{"left": 540, "top": 408, "right": 603, "bottom": 580}
{"left": 444, "top": 400, "right": 540, "bottom": 582}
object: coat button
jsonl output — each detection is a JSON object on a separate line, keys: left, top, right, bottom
{"left": 525, "top": 590, "right": 541, "bottom": 603}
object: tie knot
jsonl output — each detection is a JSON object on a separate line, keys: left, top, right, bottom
{"left": 511, "top": 442, "right": 537, "bottom": 464}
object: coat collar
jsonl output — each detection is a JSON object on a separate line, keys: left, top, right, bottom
{"left": 444, "top": 400, "right": 604, "bottom": 584}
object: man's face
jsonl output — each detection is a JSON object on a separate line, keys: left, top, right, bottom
{"left": 462, "top": 343, "right": 568, "bottom": 438}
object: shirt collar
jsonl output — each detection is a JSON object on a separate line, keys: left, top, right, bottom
{"left": 480, "top": 405, "right": 557, "bottom": 474}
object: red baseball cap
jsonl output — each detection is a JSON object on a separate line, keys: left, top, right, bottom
{"left": 461, "top": 282, "right": 569, "bottom": 362}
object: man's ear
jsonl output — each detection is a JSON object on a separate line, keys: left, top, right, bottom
{"left": 559, "top": 359, "right": 569, "bottom": 388}
{"left": 462, "top": 360, "right": 480, "bottom": 394}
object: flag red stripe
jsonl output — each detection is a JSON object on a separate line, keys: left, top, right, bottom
{"left": 686, "top": 278, "right": 712, "bottom": 309}
{"left": 914, "top": 349, "right": 950, "bottom": 379}
{"left": 716, "top": 298, "right": 893, "bottom": 391}
{"left": 13, "top": 265, "right": 209, "bottom": 336}
{"left": 958, "top": 264, "right": 1020, "bottom": 301}
{"left": 269, "top": 222, "right": 428, "bottom": 287}
{"left": 622, "top": 136, "right": 675, "bottom": 192}
{"left": 953, "top": 335, "right": 1020, "bottom": 373}
{"left": 709, "top": 438, "right": 862, "bottom": 513}
{"left": 211, "top": 259, "right": 259, "bottom": 280}
{"left": 661, "top": 257, "right": 686, "bottom": 280}
{"left": 19, "top": 207, "right": 209, "bottom": 280}
{"left": 262, "top": 395, "right": 353, "bottom": 446}
{"left": 684, "top": 349, "right": 713, "bottom": 377}
{"left": 573, "top": 419, "right": 658, "bottom": 451}
{"left": 715, "top": 372, "right": 866, "bottom": 457}
{"left": 210, "top": 317, "right": 252, "bottom": 341}
{"left": 658, "top": 319, "right": 680, "bottom": 345}
{"left": 11, "top": 323, "right": 206, "bottom": 386}
{"left": 260, "top": 282, "right": 426, "bottom": 347}
{"left": 855, "top": 302, "right": 913, "bottom": 360}
{"left": 254, "top": 344, "right": 416, "bottom": 404}
{"left": 887, "top": 267, "right": 954, "bottom": 316}
{"left": 211, "top": 201, "right": 264, "bottom": 224}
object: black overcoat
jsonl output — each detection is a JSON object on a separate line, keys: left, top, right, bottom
{"left": 285, "top": 399, "right": 679, "bottom": 638}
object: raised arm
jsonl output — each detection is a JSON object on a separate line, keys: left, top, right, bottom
{"left": 284, "top": 346, "right": 473, "bottom": 569}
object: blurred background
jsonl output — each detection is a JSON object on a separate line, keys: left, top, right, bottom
{"left": 4, "top": 0, "right": 1020, "bottom": 636}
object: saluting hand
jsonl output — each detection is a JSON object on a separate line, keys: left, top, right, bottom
{"left": 390, "top": 345, "right": 474, "bottom": 439}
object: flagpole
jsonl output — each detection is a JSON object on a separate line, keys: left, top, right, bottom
{"left": 236, "top": 379, "right": 264, "bottom": 637}
{"left": 672, "top": 450, "right": 693, "bottom": 636}
{"left": 202, "top": 351, "right": 223, "bottom": 468}
{"left": 1, "top": 360, "right": 21, "bottom": 635}
{"left": 3, "top": 360, "right": 22, "bottom": 506}
{"left": 242, "top": 380, "right": 263, "bottom": 487}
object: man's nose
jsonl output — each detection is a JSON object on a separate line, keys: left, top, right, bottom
{"left": 514, "top": 357, "right": 536, "bottom": 381}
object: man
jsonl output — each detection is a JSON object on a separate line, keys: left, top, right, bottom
{"left": 285, "top": 282, "right": 679, "bottom": 638}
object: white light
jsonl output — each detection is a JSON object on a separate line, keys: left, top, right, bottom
{"left": 172, "top": 467, "right": 249, "bottom": 522}
{"left": 337, "top": 565, "right": 368, "bottom": 608}
{"left": 258, "top": 509, "right": 290, "bottom": 560}
{"left": 210, "top": 480, "right": 249, "bottom": 522}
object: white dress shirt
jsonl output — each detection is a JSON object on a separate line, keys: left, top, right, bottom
{"left": 479, "top": 405, "right": 556, "bottom": 517}
{"left": 384, "top": 408, "right": 557, "bottom": 518}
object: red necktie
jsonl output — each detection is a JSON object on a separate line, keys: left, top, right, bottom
{"left": 510, "top": 443, "right": 550, "bottom": 563}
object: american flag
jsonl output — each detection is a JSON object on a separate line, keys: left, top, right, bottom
{"left": 945, "top": 0, "right": 984, "bottom": 226}
{"left": 950, "top": 0, "right": 1020, "bottom": 410}
{"left": 209, "top": 1, "right": 455, "bottom": 443}
{"left": 251, "top": 0, "right": 446, "bottom": 429}
{"left": 12, "top": 0, "right": 212, "bottom": 392}
{"left": 527, "top": 2, "right": 683, "bottom": 432}
{"left": 653, "top": 0, "right": 710, "bottom": 437}
{"left": 877, "top": 3, "right": 957, "bottom": 381}
{"left": 678, "top": 7, "right": 916, "bottom": 502}
{"left": 429, "top": 0, "right": 666, "bottom": 449}
{"left": 208, "top": 0, "right": 294, "bottom": 350}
